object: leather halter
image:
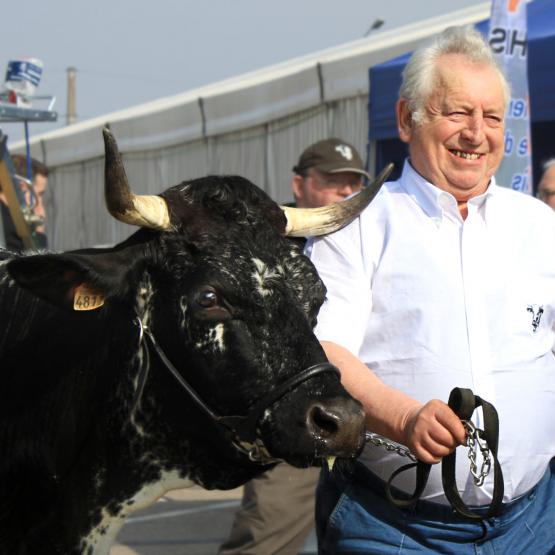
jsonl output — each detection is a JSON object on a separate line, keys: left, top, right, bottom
{"left": 135, "top": 318, "right": 341, "bottom": 463}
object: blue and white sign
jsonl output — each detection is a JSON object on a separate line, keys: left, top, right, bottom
{"left": 488, "top": 0, "right": 532, "bottom": 194}
{"left": 4, "top": 58, "right": 43, "bottom": 98}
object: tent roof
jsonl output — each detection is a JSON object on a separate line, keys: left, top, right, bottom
{"left": 13, "top": 3, "right": 490, "bottom": 167}
{"left": 369, "top": 0, "right": 555, "bottom": 141}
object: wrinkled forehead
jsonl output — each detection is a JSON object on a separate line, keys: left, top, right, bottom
{"left": 431, "top": 55, "right": 507, "bottom": 110}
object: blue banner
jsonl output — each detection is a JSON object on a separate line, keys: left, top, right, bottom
{"left": 488, "top": 0, "right": 532, "bottom": 193}
{"left": 5, "top": 60, "right": 42, "bottom": 87}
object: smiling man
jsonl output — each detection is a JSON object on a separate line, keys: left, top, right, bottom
{"left": 396, "top": 52, "right": 506, "bottom": 218}
{"left": 311, "top": 26, "right": 555, "bottom": 554}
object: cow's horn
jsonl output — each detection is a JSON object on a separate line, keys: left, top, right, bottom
{"left": 281, "top": 163, "right": 393, "bottom": 237}
{"left": 103, "top": 127, "right": 172, "bottom": 230}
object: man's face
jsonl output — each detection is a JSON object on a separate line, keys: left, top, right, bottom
{"left": 33, "top": 174, "right": 48, "bottom": 198}
{"left": 397, "top": 54, "right": 505, "bottom": 202}
{"left": 292, "top": 169, "right": 364, "bottom": 208}
{"left": 20, "top": 174, "right": 47, "bottom": 216}
{"left": 538, "top": 165, "right": 555, "bottom": 210}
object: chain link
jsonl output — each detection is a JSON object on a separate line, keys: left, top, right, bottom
{"left": 462, "top": 420, "right": 491, "bottom": 486}
{"left": 364, "top": 431, "right": 417, "bottom": 462}
{"left": 364, "top": 419, "right": 492, "bottom": 486}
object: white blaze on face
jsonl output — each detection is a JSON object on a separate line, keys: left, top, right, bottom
{"left": 81, "top": 469, "right": 193, "bottom": 554}
{"left": 195, "top": 323, "right": 225, "bottom": 352}
{"left": 213, "top": 323, "right": 225, "bottom": 350}
{"left": 252, "top": 258, "right": 281, "bottom": 297}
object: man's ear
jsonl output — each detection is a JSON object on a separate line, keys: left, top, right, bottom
{"left": 291, "top": 175, "right": 305, "bottom": 205}
{"left": 396, "top": 99, "right": 414, "bottom": 144}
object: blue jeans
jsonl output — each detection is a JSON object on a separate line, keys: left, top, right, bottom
{"left": 316, "top": 459, "right": 555, "bottom": 554}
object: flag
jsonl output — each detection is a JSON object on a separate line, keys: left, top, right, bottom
{"left": 4, "top": 58, "right": 43, "bottom": 99}
{"left": 488, "top": 0, "right": 532, "bottom": 194}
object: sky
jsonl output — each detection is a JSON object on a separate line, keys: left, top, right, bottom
{"left": 1, "top": 0, "right": 487, "bottom": 145}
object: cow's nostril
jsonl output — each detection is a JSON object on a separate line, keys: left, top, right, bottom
{"left": 307, "top": 403, "right": 340, "bottom": 439}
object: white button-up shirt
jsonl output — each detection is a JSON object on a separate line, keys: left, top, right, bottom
{"left": 309, "top": 160, "right": 555, "bottom": 505}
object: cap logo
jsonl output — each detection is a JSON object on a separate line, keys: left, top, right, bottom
{"left": 335, "top": 145, "right": 353, "bottom": 160}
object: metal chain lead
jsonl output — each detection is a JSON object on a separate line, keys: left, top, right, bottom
{"left": 365, "top": 431, "right": 417, "bottom": 462}
{"left": 462, "top": 420, "right": 491, "bottom": 486}
{"left": 365, "top": 420, "right": 492, "bottom": 486}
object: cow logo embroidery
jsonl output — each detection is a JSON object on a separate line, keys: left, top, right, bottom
{"left": 335, "top": 144, "right": 353, "bottom": 161}
{"left": 526, "top": 304, "right": 544, "bottom": 333}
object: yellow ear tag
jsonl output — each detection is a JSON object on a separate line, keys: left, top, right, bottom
{"left": 73, "top": 284, "right": 105, "bottom": 311}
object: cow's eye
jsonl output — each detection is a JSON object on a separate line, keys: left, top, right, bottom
{"left": 192, "top": 286, "right": 233, "bottom": 321}
{"left": 196, "top": 289, "right": 219, "bottom": 308}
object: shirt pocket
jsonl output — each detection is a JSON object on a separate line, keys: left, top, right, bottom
{"left": 490, "top": 283, "right": 555, "bottom": 367}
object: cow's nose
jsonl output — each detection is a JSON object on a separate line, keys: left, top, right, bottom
{"left": 305, "top": 399, "right": 366, "bottom": 455}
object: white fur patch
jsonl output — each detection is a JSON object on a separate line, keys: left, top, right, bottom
{"left": 81, "top": 470, "right": 193, "bottom": 554}
{"left": 179, "top": 295, "right": 188, "bottom": 330}
{"left": 252, "top": 258, "right": 281, "bottom": 297}
{"left": 195, "top": 323, "right": 225, "bottom": 352}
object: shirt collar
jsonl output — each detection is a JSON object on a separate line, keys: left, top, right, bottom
{"left": 398, "top": 159, "right": 498, "bottom": 223}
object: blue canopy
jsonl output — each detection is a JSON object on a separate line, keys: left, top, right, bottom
{"left": 369, "top": 0, "right": 555, "bottom": 140}
{"left": 368, "top": 0, "right": 555, "bottom": 185}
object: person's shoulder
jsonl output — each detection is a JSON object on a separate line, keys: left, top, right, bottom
{"left": 359, "top": 178, "right": 402, "bottom": 218}
{"left": 494, "top": 186, "right": 552, "bottom": 212}
{"left": 493, "top": 186, "right": 555, "bottom": 228}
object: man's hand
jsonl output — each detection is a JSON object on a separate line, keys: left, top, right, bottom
{"left": 402, "top": 400, "right": 467, "bottom": 464}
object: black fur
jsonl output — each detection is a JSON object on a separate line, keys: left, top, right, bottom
{"left": 0, "top": 175, "right": 364, "bottom": 554}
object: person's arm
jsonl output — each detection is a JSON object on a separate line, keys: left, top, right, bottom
{"left": 322, "top": 341, "right": 466, "bottom": 464}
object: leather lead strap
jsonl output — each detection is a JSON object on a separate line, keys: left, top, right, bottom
{"left": 384, "top": 387, "right": 504, "bottom": 521}
{"left": 442, "top": 388, "right": 504, "bottom": 519}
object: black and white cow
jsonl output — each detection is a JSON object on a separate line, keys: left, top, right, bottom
{"left": 0, "top": 129, "right": 389, "bottom": 554}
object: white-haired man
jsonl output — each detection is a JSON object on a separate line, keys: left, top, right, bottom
{"left": 311, "top": 26, "right": 555, "bottom": 553}
{"left": 538, "top": 158, "right": 555, "bottom": 210}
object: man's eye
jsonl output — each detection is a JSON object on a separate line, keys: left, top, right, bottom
{"left": 197, "top": 290, "right": 219, "bottom": 308}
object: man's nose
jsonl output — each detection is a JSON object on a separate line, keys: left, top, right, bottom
{"left": 338, "top": 183, "right": 356, "bottom": 196}
{"left": 461, "top": 116, "right": 485, "bottom": 144}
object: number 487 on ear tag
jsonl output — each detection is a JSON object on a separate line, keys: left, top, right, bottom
{"left": 73, "top": 284, "right": 105, "bottom": 311}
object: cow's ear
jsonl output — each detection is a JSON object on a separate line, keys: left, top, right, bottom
{"left": 6, "top": 249, "right": 137, "bottom": 311}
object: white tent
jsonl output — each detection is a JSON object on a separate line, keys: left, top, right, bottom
{"left": 12, "top": 3, "right": 488, "bottom": 250}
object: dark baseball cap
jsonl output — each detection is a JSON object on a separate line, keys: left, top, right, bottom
{"left": 293, "top": 138, "right": 369, "bottom": 179}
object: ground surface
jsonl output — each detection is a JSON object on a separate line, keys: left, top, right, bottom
{"left": 110, "top": 486, "right": 317, "bottom": 555}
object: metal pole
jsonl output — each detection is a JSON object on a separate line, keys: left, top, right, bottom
{"left": 24, "top": 120, "right": 32, "bottom": 180}
{"left": 66, "top": 66, "right": 77, "bottom": 125}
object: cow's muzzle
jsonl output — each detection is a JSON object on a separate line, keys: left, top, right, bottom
{"left": 305, "top": 398, "right": 366, "bottom": 458}
{"left": 138, "top": 318, "right": 354, "bottom": 464}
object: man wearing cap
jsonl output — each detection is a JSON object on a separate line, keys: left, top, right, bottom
{"left": 291, "top": 138, "right": 369, "bottom": 208}
{"left": 219, "top": 138, "right": 368, "bottom": 555}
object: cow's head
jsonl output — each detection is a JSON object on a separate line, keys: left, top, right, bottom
{"left": 7, "top": 129, "right": 391, "bottom": 488}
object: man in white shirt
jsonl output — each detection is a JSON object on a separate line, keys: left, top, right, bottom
{"left": 310, "top": 26, "right": 555, "bottom": 553}
{"left": 538, "top": 158, "right": 555, "bottom": 210}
